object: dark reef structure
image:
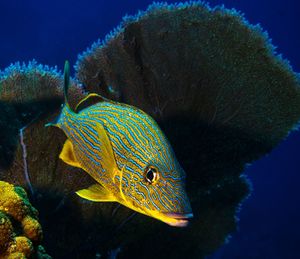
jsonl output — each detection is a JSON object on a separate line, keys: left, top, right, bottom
{"left": 0, "top": 61, "right": 84, "bottom": 171}
{"left": 1, "top": 2, "right": 300, "bottom": 259}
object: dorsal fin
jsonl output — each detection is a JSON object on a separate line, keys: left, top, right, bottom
{"left": 64, "top": 60, "right": 71, "bottom": 109}
{"left": 75, "top": 93, "right": 110, "bottom": 112}
{"left": 45, "top": 60, "right": 73, "bottom": 127}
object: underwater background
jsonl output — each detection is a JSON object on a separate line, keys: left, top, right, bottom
{"left": 0, "top": 0, "right": 299, "bottom": 258}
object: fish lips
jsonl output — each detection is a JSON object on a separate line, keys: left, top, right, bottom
{"left": 163, "top": 212, "right": 194, "bottom": 227}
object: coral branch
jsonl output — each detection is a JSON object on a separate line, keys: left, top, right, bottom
{"left": 18, "top": 112, "right": 42, "bottom": 197}
{"left": 19, "top": 125, "right": 34, "bottom": 197}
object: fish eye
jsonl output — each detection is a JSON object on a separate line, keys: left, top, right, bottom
{"left": 145, "top": 166, "right": 159, "bottom": 184}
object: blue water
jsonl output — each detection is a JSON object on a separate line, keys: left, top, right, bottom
{"left": 0, "top": 0, "right": 299, "bottom": 258}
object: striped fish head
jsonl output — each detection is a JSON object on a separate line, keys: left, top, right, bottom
{"left": 118, "top": 140, "right": 193, "bottom": 227}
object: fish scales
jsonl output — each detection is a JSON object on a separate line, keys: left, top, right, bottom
{"left": 87, "top": 103, "right": 176, "bottom": 171}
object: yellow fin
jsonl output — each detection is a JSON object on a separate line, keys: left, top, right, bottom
{"left": 95, "top": 123, "right": 118, "bottom": 175}
{"left": 59, "top": 139, "right": 82, "bottom": 168}
{"left": 75, "top": 93, "right": 108, "bottom": 112}
{"left": 76, "top": 184, "right": 116, "bottom": 202}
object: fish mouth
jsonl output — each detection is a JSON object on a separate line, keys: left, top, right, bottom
{"left": 163, "top": 212, "right": 194, "bottom": 227}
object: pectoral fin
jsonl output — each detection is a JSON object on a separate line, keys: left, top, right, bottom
{"left": 76, "top": 184, "right": 116, "bottom": 202}
{"left": 95, "top": 123, "right": 118, "bottom": 175}
{"left": 59, "top": 139, "right": 82, "bottom": 168}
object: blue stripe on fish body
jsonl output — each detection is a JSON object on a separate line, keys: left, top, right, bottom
{"left": 86, "top": 105, "right": 174, "bottom": 172}
{"left": 83, "top": 112, "right": 149, "bottom": 166}
{"left": 90, "top": 103, "right": 176, "bottom": 169}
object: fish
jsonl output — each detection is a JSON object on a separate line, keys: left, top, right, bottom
{"left": 47, "top": 61, "right": 193, "bottom": 227}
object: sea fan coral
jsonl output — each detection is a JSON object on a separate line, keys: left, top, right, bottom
{"left": 75, "top": 2, "right": 300, "bottom": 258}
{"left": 0, "top": 61, "right": 84, "bottom": 170}
{"left": 0, "top": 62, "right": 95, "bottom": 258}
{"left": 0, "top": 1, "right": 299, "bottom": 259}
{"left": 77, "top": 2, "right": 300, "bottom": 147}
